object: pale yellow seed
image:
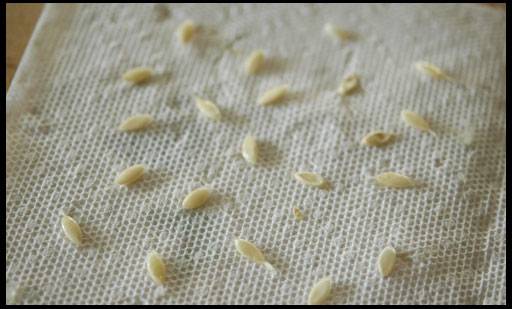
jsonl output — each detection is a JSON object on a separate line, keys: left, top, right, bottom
{"left": 401, "top": 110, "right": 431, "bottom": 132}
{"left": 293, "top": 207, "right": 304, "bottom": 221}
{"left": 234, "top": 238, "right": 266, "bottom": 264}
{"left": 115, "top": 164, "right": 145, "bottom": 185}
{"left": 337, "top": 74, "right": 360, "bottom": 96}
{"left": 195, "top": 97, "right": 221, "bottom": 121}
{"left": 308, "top": 276, "right": 332, "bottom": 305}
{"left": 122, "top": 67, "right": 153, "bottom": 84}
{"left": 182, "top": 187, "right": 210, "bottom": 209}
{"left": 118, "top": 114, "right": 154, "bottom": 132}
{"left": 147, "top": 251, "right": 166, "bottom": 285}
{"left": 377, "top": 246, "right": 396, "bottom": 277}
{"left": 361, "top": 131, "right": 395, "bottom": 147}
{"left": 294, "top": 172, "right": 325, "bottom": 188}
{"left": 244, "top": 50, "right": 265, "bottom": 75}
{"left": 414, "top": 61, "right": 452, "bottom": 80}
{"left": 61, "top": 215, "right": 82, "bottom": 246}
{"left": 374, "top": 172, "right": 416, "bottom": 188}
{"left": 241, "top": 135, "right": 258, "bottom": 165}
{"left": 177, "top": 19, "right": 197, "bottom": 44}
{"left": 324, "top": 23, "right": 352, "bottom": 41}
{"left": 258, "top": 84, "right": 289, "bottom": 106}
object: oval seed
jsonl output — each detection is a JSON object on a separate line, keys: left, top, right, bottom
{"left": 241, "top": 135, "right": 258, "bottom": 165}
{"left": 324, "top": 23, "right": 352, "bottom": 41}
{"left": 244, "top": 50, "right": 265, "bottom": 75}
{"left": 374, "top": 172, "right": 416, "bottom": 188}
{"left": 414, "top": 61, "right": 452, "bottom": 80}
{"left": 401, "top": 110, "right": 431, "bottom": 132}
{"left": 294, "top": 172, "right": 325, "bottom": 188}
{"left": 118, "top": 114, "right": 154, "bottom": 132}
{"left": 177, "top": 19, "right": 197, "bottom": 44}
{"left": 115, "top": 164, "right": 145, "bottom": 185}
{"left": 182, "top": 187, "right": 210, "bottom": 209}
{"left": 122, "top": 67, "right": 153, "bottom": 84}
{"left": 195, "top": 97, "right": 221, "bottom": 121}
{"left": 377, "top": 246, "right": 396, "bottom": 277}
{"left": 147, "top": 251, "right": 166, "bottom": 285}
{"left": 234, "top": 238, "right": 266, "bottom": 264}
{"left": 361, "top": 131, "right": 395, "bottom": 147}
{"left": 308, "top": 276, "right": 332, "bottom": 305}
{"left": 61, "top": 215, "right": 82, "bottom": 246}
{"left": 258, "top": 84, "right": 289, "bottom": 106}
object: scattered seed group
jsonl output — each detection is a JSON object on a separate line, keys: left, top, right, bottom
{"left": 147, "top": 251, "right": 166, "bottom": 285}
{"left": 122, "top": 67, "right": 153, "bottom": 84}
{"left": 308, "top": 276, "right": 332, "bottom": 305}
{"left": 377, "top": 246, "right": 396, "bottom": 277}
{"left": 61, "top": 215, "right": 82, "bottom": 246}
{"left": 182, "top": 187, "right": 211, "bottom": 209}
{"left": 195, "top": 97, "right": 221, "bottom": 121}
{"left": 115, "top": 164, "right": 145, "bottom": 186}
{"left": 44, "top": 12, "right": 475, "bottom": 303}
{"left": 118, "top": 114, "right": 154, "bottom": 132}
{"left": 374, "top": 172, "right": 416, "bottom": 188}
{"left": 244, "top": 50, "right": 265, "bottom": 75}
{"left": 258, "top": 84, "right": 289, "bottom": 106}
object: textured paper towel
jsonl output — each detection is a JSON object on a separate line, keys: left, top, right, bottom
{"left": 5, "top": 3, "right": 506, "bottom": 305}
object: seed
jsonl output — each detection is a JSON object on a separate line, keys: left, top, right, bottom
{"left": 361, "top": 131, "right": 395, "bottom": 147}
{"left": 308, "top": 276, "right": 332, "bottom": 305}
{"left": 234, "top": 238, "right": 277, "bottom": 275}
{"left": 377, "top": 246, "right": 396, "bottom": 277}
{"left": 182, "top": 187, "right": 210, "bottom": 209}
{"left": 241, "top": 135, "right": 258, "bottom": 165}
{"left": 374, "top": 172, "right": 416, "bottom": 188}
{"left": 294, "top": 172, "right": 325, "bottom": 188}
{"left": 234, "top": 238, "right": 266, "bottom": 264}
{"left": 258, "top": 84, "right": 289, "bottom": 106}
{"left": 61, "top": 215, "right": 82, "bottom": 246}
{"left": 414, "top": 61, "right": 452, "bottom": 80}
{"left": 324, "top": 23, "right": 353, "bottom": 41}
{"left": 177, "top": 19, "right": 197, "bottom": 44}
{"left": 118, "top": 114, "right": 154, "bottom": 132}
{"left": 195, "top": 97, "right": 221, "bottom": 121}
{"left": 293, "top": 207, "right": 304, "bottom": 221}
{"left": 337, "top": 74, "right": 360, "bottom": 96}
{"left": 122, "top": 67, "right": 153, "bottom": 84}
{"left": 115, "top": 164, "right": 145, "bottom": 185}
{"left": 244, "top": 50, "right": 265, "bottom": 75}
{"left": 401, "top": 110, "right": 432, "bottom": 133}
{"left": 147, "top": 251, "right": 166, "bottom": 285}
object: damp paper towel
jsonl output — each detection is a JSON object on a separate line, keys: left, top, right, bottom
{"left": 6, "top": 3, "right": 506, "bottom": 305}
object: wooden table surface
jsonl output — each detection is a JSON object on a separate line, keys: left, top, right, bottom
{"left": 5, "top": 3, "right": 505, "bottom": 91}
